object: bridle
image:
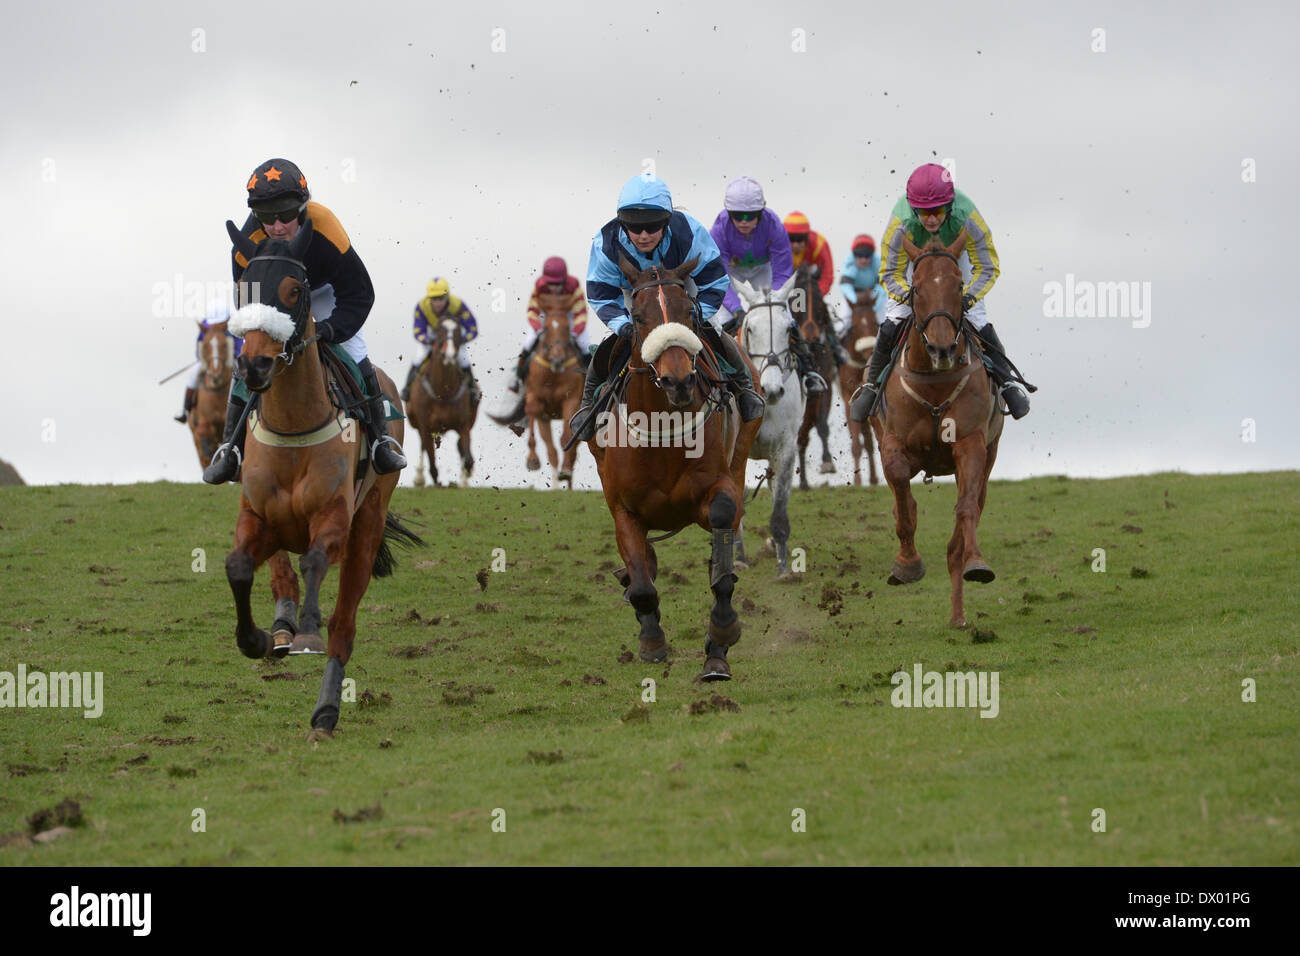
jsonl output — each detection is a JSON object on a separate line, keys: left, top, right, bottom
{"left": 740, "top": 291, "right": 795, "bottom": 382}
{"left": 627, "top": 270, "right": 702, "bottom": 391}
{"left": 537, "top": 312, "right": 580, "bottom": 373}
{"left": 239, "top": 252, "right": 316, "bottom": 391}
{"left": 908, "top": 248, "right": 969, "bottom": 365}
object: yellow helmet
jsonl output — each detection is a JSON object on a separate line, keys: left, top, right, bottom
{"left": 426, "top": 277, "right": 450, "bottom": 298}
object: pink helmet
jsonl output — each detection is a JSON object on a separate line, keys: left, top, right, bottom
{"left": 542, "top": 256, "right": 568, "bottom": 282}
{"left": 906, "top": 163, "right": 954, "bottom": 208}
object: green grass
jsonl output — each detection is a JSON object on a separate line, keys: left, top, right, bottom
{"left": 1, "top": 472, "right": 1297, "bottom": 865}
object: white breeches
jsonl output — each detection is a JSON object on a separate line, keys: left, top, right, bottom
{"left": 882, "top": 296, "right": 987, "bottom": 332}
{"left": 521, "top": 324, "right": 592, "bottom": 353}
{"left": 312, "top": 284, "right": 369, "bottom": 362}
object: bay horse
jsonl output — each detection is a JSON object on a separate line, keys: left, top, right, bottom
{"left": 588, "top": 256, "right": 762, "bottom": 681}
{"left": 224, "top": 218, "right": 420, "bottom": 734}
{"left": 188, "top": 320, "right": 237, "bottom": 468}
{"left": 524, "top": 296, "right": 583, "bottom": 488}
{"left": 836, "top": 291, "right": 881, "bottom": 486}
{"left": 789, "top": 265, "right": 837, "bottom": 488}
{"left": 407, "top": 317, "right": 478, "bottom": 488}
{"left": 733, "top": 275, "right": 804, "bottom": 578}
{"left": 870, "top": 229, "right": 1004, "bottom": 629}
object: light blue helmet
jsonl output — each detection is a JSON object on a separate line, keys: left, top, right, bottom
{"left": 617, "top": 174, "right": 673, "bottom": 218}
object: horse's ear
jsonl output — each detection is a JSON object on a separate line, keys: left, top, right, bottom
{"left": 617, "top": 248, "right": 641, "bottom": 284}
{"left": 943, "top": 227, "right": 968, "bottom": 260}
{"left": 289, "top": 217, "right": 314, "bottom": 259}
{"left": 900, "top": 234, "right": 923, "bottom": 261}
{"left": 226, "top": 220, "right": 258, "bottom": 262}
{"left": 733, "top": 277, "right": 757, "bottom": 308}
{"left": 673, "top": 256, "right": 700, "bottom": 283}
{"left": 774, "top": 271, "right": 798, "bottom": 300}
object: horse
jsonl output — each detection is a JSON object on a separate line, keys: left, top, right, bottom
{"left": 587, "top": 256, "right": 762, "bottom": 681}
{"left": 733, "top": 275, "right": 804, "bottom": 578}
{"left": 836, "top": 290, "right": 882, "bottom": 486}
{"left": 524, "top": 296, "right": 584, "bottom": 488}
{"left": 869, "top": 228, "right": 1004, "bottom": 629}
{"left": 188, "top": 320, "right": 236, "bottom": 468}
{"left": 224, "top": 218, "right": 420, "bottom": 734}
{"left": 789, "top": 264, "right": 838, "bottom": 488}
{"left": 406, "top": 317, "right": 479, "bottom": 488}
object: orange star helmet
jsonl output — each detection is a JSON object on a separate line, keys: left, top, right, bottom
{"left": 246, "top": 158, "right": 310, "bottom": 214}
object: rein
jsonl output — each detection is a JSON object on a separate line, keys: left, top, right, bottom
{"left": 741, "top": 292, "right": 795, "bottom": 383}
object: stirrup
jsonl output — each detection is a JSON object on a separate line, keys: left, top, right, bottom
{"left": 202, "top": 443, "right": 242, "bottom": 484}
{"left": 848, "top": 383, "right": 879, "bottom": 422}
{"left": 370, "top": 436, "right": 407, "bottom": 473}
{"left": 803, "top": 371, "right": 828, "bottom": 393}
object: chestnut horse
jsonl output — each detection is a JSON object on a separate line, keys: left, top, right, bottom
{"left": 188, "top": 320, "right": 236, "bottom": 468}
{"left": 524, "top": 297, "right": 583, "bottom": 488}
{"left": 588, "top": 257, "right": 761, "bottom": 681}
{"left": 836, "top": 291, "right": 881, "bottom": 486}
{"left": 224, "top": 218, "right": 419, "bottom": 734}
{"left": 407, "top": 317, "right": 478, "bottom": 488}
{"left": 789, "top": 265, "right": 837, "bottom": 488}
{"left": 870, "top": 229, "right": 1003, "bottom": 629}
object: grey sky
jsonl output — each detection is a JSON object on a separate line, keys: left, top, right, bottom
{"left": 2, "top": 0, "right": 1296, "bottom": 488}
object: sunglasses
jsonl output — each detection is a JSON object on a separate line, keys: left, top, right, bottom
{"left": 914, "top": 206, "right": 948, "bottom": 219}
{"left": 253, "top": 206, "right": 302, "bottom": 225}
{"left": 621, "top": 220, "right": 669, "bottom": 236}
{"left": 788, "top": 234, "right": 808, "bottom": 243}
{"left": 853, "top": 249, "right": 874, "bottom": 258}
{"left": 729, "top": 211, "right": 760, "bottom": 222}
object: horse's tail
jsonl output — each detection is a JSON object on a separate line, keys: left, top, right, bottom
{"left": 373, "top": 511, "right": 424, "bottom": 578}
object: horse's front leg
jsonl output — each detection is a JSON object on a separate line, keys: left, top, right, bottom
{"left": 952, "top": 432, "right": 994, "bottom": 586}
{"left": 525, "top": 413, "right": 541, "bottom": 471}
{"left": 770, "top": 447, "right": 798, "bottom": 579}
{"left": 613, "top": 508, "right": 664, "bottom": 663}
{"left": 268, "top": 550, "right": 301, "bottom": 656}
{"left": 701, "top": 484, "right": 742, "bottom": 681}
{"left": 226, "top": 504, "right": 280, "bottom": 659}
{"left": 457, "top": 425, "right": 474, "bottom": 488}
{"left": 536, "top": 418, "right": 561, "bottom": 485}
{"left": 296, "top": 496, "right": 351, "bottom": 652}
{"left": 817, "top": 396, "right": 836, "bottom": 474}
{"left": 879, "top": 429, "right": 924, "bottom": 585}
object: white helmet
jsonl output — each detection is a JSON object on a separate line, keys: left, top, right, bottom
{"left": 724, "top": 176, "right": 766, "bottom": 212}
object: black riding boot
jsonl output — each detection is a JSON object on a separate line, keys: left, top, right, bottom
{"left": 509, "top": 347, "right": 532, "bottom": 393}
{"left": 975, "top": 324, "right": 1030, "bottom": 420}
{"left": 825, "top": 328, "right": 852, "bottom": 366}
{"left": 789, "top": 332, "right": 827, "bottom": 393}
{"left": 360, "top": 364, "right": 407, "bottom": 474}
{"left": 848, "top": 319, "right": 902, "bottom": 422}
{"left": 202, "top": 392, "right": 248, "bottom": 484}
{"left": 175, "top": 387, "right": 197, "bottom": 424}
{"left": 567, "top": 357, "right": 606, "bottom": 442}
{"left": 713, "top": 330, "right": 766, "bottom": 421}
{"left": 463, "top": 365, "right": 482, "bottom": 405}
{"left": 400, "top": 363, "right": 419, "bottom": 402}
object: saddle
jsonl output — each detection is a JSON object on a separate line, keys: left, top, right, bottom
{"left": 318, "top": 345, "right": 403, "bottom": 424}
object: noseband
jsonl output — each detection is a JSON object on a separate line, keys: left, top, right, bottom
{"left": 241, "top": 252, "right": 315, "bottom": 389}
{"left": 909, "top": 248, "right": 968, "bottom": 356}
{"left": 628, "top": 271, "right": 699, "bottom": 389}
{"left": 742, "top": 292, "right": 794, "bottom": 381}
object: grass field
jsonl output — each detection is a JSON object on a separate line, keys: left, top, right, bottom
{"left": 1, "top": 471, "right": 1297, "bottom": 865}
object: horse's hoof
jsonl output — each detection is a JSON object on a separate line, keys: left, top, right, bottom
{"left": 237, "top": 628, "right": 272, "bottom": 659}
{"left": 950, "top": 617, "right": 969, "bottom": 630}
{"left": 526, "top": 458, "right": 541, "bottom": 471}
{"left": 963, "top": 561, "right": 996, "bottom": 584}
{"left": 776, "top": 570, "right": 799, "bottom": 582}
{"left": 270, "top": 629, "right": 294, "bottom": 659}
{"left": 558, "top": 470, "right": 572, "bottom": 483}
{"left": 639, "top": 636, "right": 669, "bottom": 663}
{"left": 734, "top": 558, "right": 750, "bottom": 572}
{"left": 699, "top": 658, "right": 732, "bottom": 682}
{"left": 820, "top": 460, "right": 836, "bottom": 474}
{"left": 311, "top": 705, "right": 339, "bottom": 732}
{"left": 759, "top": 537, "right": 776, "bottom": 556}
{"left": 306, "top": 727, "right": 333, "bottom": 743}
{"left": 289, "top": 633, "right": 327, "bottom": 655}
{"left": 887, "top": 560, "right": 926, "bottom": 585}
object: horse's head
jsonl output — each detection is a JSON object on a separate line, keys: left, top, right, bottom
{"left": 791, "top": 264, "right": 827, "bottom": 343}
{"left": 737, "top": 273, "right": 798, "bottom": 403}
{"left": 619, "top": 254, "right": 701, "bottom": 409}
{"left": 904, "top": 228, "right": 968, "bottom": 372}
{"left": 432, "top": 317, "right": 462, "bottom": 365}
{"left": 198, "top": 320, "right": 234, "bottom": 386}
{"left": 537, "top": 293, "right": 576, "bottom": 370}
{"left": 226, "top": 218, "right": 314, "bottom": 392}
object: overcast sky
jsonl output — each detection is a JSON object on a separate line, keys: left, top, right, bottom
{"left": 2, "top": 0, "right": 1296, "bottom": 490}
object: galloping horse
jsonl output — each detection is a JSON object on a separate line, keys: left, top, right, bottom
{"left": 789, "top": 264, "right": 837, "bottom": 488}
{"left": 870, "top": 229, "right": 1003, "bottom": 629}
{"left": 836, "top": 291, "right": 881, "bottom": 486}
{"left": 733, "top": 275, "right": 804, "bottom": 578}
{"left": 188, "top": 321, "right": 236, "bottom": 468}
{"left": 524, "top": 295, "right": 584, "bottom": 488}
{"left": 406, "top": 317, "right": 478, "bottom": 488}
{"left": 588, "top": 257, "right": 762, "bottom": 681}
{"left": 224, "top": 218, "right": 419, "bottom": 734}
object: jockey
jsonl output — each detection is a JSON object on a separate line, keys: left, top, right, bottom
{"left": 835, "top": 234, "right": 883, "bottom": 334}
{"left": 849, "top": 163, "right": 1030, "bottom": 421}
{"left": 174, "top": 298, "right": 241, "bottom": 424}
{"left": 491, "top": 257, "right": 591, "bottom": 429}
{"left": 400, "top": 277, "right": 482, "bottom": 405}
{"left": 203, "top": 158, "right": 407, "bottom": 484}
{"left": 568, "top": 173, "right": 765, "bottom": 442}
{"left": 708, "top": 177, "right": 823, "bottom": 394}
{"left": 783, "top": 211, "right": 850, "bottom": 369}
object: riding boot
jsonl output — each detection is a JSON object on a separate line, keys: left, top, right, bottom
{"left": 825, "top": 328, "right": 852, "bottom": 366}
{"left": 789, "top": 332, "right": 827, "bottom": 393}
{"left": 463, "top": 365, "right": 482, "bottom": 405}
{"left": 400, "top": 363, "right": 419, "bottom": 402}
{"left": 508, "top": 347, "right": 532, "bottom": 393}
{"left": 360, "top": 367, "right": 408, "bottom": 474}
{"left": 974, "top": 323, "right": 1030, "bottom": 420}
{"left": 175, "top": 387, "right": 197, "bottom": 424}
{"left": 713, "top": 330, "right": 766, "bottom": 422}
{"left": 567, "top": 356, "right": 606, "bottom": 442}
{"left": 202, "top": 392, "right": 248, "bottom": 484}
{"left": 848, "top": 319, "right": 902, "bottom": 422}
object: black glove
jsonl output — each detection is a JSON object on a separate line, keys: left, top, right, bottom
{"left": 961, "top": 293, "right": 975, "bottom": 313}
{"left": 615, "top": 321, "right": 635, "bottom": 343}
{"left": 315, "top": 321, "right": 336, "bottom": 343}
{"left": 722, "top": 311, "right": 742, "bottom": 336}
